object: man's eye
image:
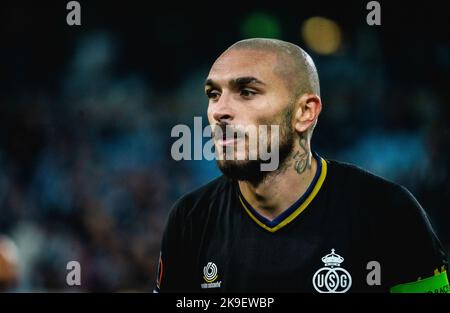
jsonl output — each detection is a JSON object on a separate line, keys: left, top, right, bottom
{"left": 240, "top": 89, "right": 257, "bottom": 98}
{"left": 206, "top": 90, "right": 220, "bottom": 100}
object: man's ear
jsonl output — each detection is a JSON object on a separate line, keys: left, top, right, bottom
{"left": 294, "top": 94, "right": 322, "bottom": 133}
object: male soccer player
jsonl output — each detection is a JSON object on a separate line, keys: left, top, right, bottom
{"left": 155, "top": 38, "right": 448, "bottom": 293}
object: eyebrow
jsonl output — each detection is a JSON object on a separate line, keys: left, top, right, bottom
{"left": 233, "top": 76, "right": 266, "bottom": 87}
{"left": 204, "top": 76, "right": 266, "bottom": 89}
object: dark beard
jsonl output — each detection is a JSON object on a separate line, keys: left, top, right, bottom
{"left": 216, "top": 107, "right": 295, "bottom": 184}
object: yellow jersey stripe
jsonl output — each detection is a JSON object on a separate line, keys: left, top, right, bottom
{"left": 239, "top": 157, "right": 328, "bottom": 233}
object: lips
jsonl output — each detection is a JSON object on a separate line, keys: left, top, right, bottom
{"left": 217, "top": 137, "right": 237, "bottom": 146}
{"left": 214, "top": 127, "right": 243, "bottom": 146}
{"left": 216, "top": 131, "right": 233, "bottom": 145}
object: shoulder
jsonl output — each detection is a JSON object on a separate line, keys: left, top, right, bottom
{"left": 327, "top": 158, "right": 399, "bottom": 190}
{"left": 326, "top": 158, "right": 415, "bottom": 206}
{"left": 324, "top": 158, "right": 436, "bottom": 232}
{"left": 326, "top": 158, "right": 447, "bottom": 276}
{"left": 167, "top": 175, "right": 233, "bottom": 224}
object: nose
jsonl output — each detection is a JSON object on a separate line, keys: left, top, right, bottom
{"left": 210, "top": 95, "right": 234, "bottom": 123}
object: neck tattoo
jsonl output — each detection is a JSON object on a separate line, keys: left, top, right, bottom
{"left": 293, "top": 135, "right": 311, "bottom": 175}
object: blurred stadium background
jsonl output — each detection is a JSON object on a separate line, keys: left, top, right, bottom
{"left": 0, "top": 1, "right": 449, "bottom": 291}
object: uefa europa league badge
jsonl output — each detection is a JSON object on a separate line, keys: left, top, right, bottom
{"left": 312, "top": 249, "right": 352, "bottom": 293}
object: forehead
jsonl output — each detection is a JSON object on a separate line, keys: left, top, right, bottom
{"left": 208, "top": 49, "right": 279, "bottom": 83}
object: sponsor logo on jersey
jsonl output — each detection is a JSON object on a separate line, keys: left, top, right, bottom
{"left": 312, "top": 249, "right": 352, "bottom": 293}
{"left": 201, "top": 262, "right": 222, "bottom": 289}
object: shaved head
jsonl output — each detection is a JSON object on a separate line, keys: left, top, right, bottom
{"left": 223, "top": 38, "right": 320, "bottom": 100}
{"left": 206, "top": 38, "right": 323, "bottom": 182}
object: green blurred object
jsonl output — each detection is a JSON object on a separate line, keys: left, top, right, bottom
{"left": 240, "top": 12, "right": 281, "bottom": 39}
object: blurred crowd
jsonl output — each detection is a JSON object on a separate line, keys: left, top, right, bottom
{"left": 0, "top": 32, "right": 221, "bottom": 291}
{"left": 0, "top": 4, "right": 449, "bottom": 292}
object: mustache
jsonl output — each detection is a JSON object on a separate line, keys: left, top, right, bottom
{"left": 212, "top": 123, "right": 247, "bottom": 140}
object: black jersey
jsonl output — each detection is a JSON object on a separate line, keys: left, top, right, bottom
{"left": 155, "top": 153, "right": 449, "bottom": 293}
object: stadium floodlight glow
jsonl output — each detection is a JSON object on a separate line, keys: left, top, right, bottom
{"left": 301, "top": 16, "right": 342, "bottom": 55}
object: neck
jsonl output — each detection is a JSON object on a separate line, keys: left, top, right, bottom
{"left": 238, "top": 151, "right": 318, "bottom": 221}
